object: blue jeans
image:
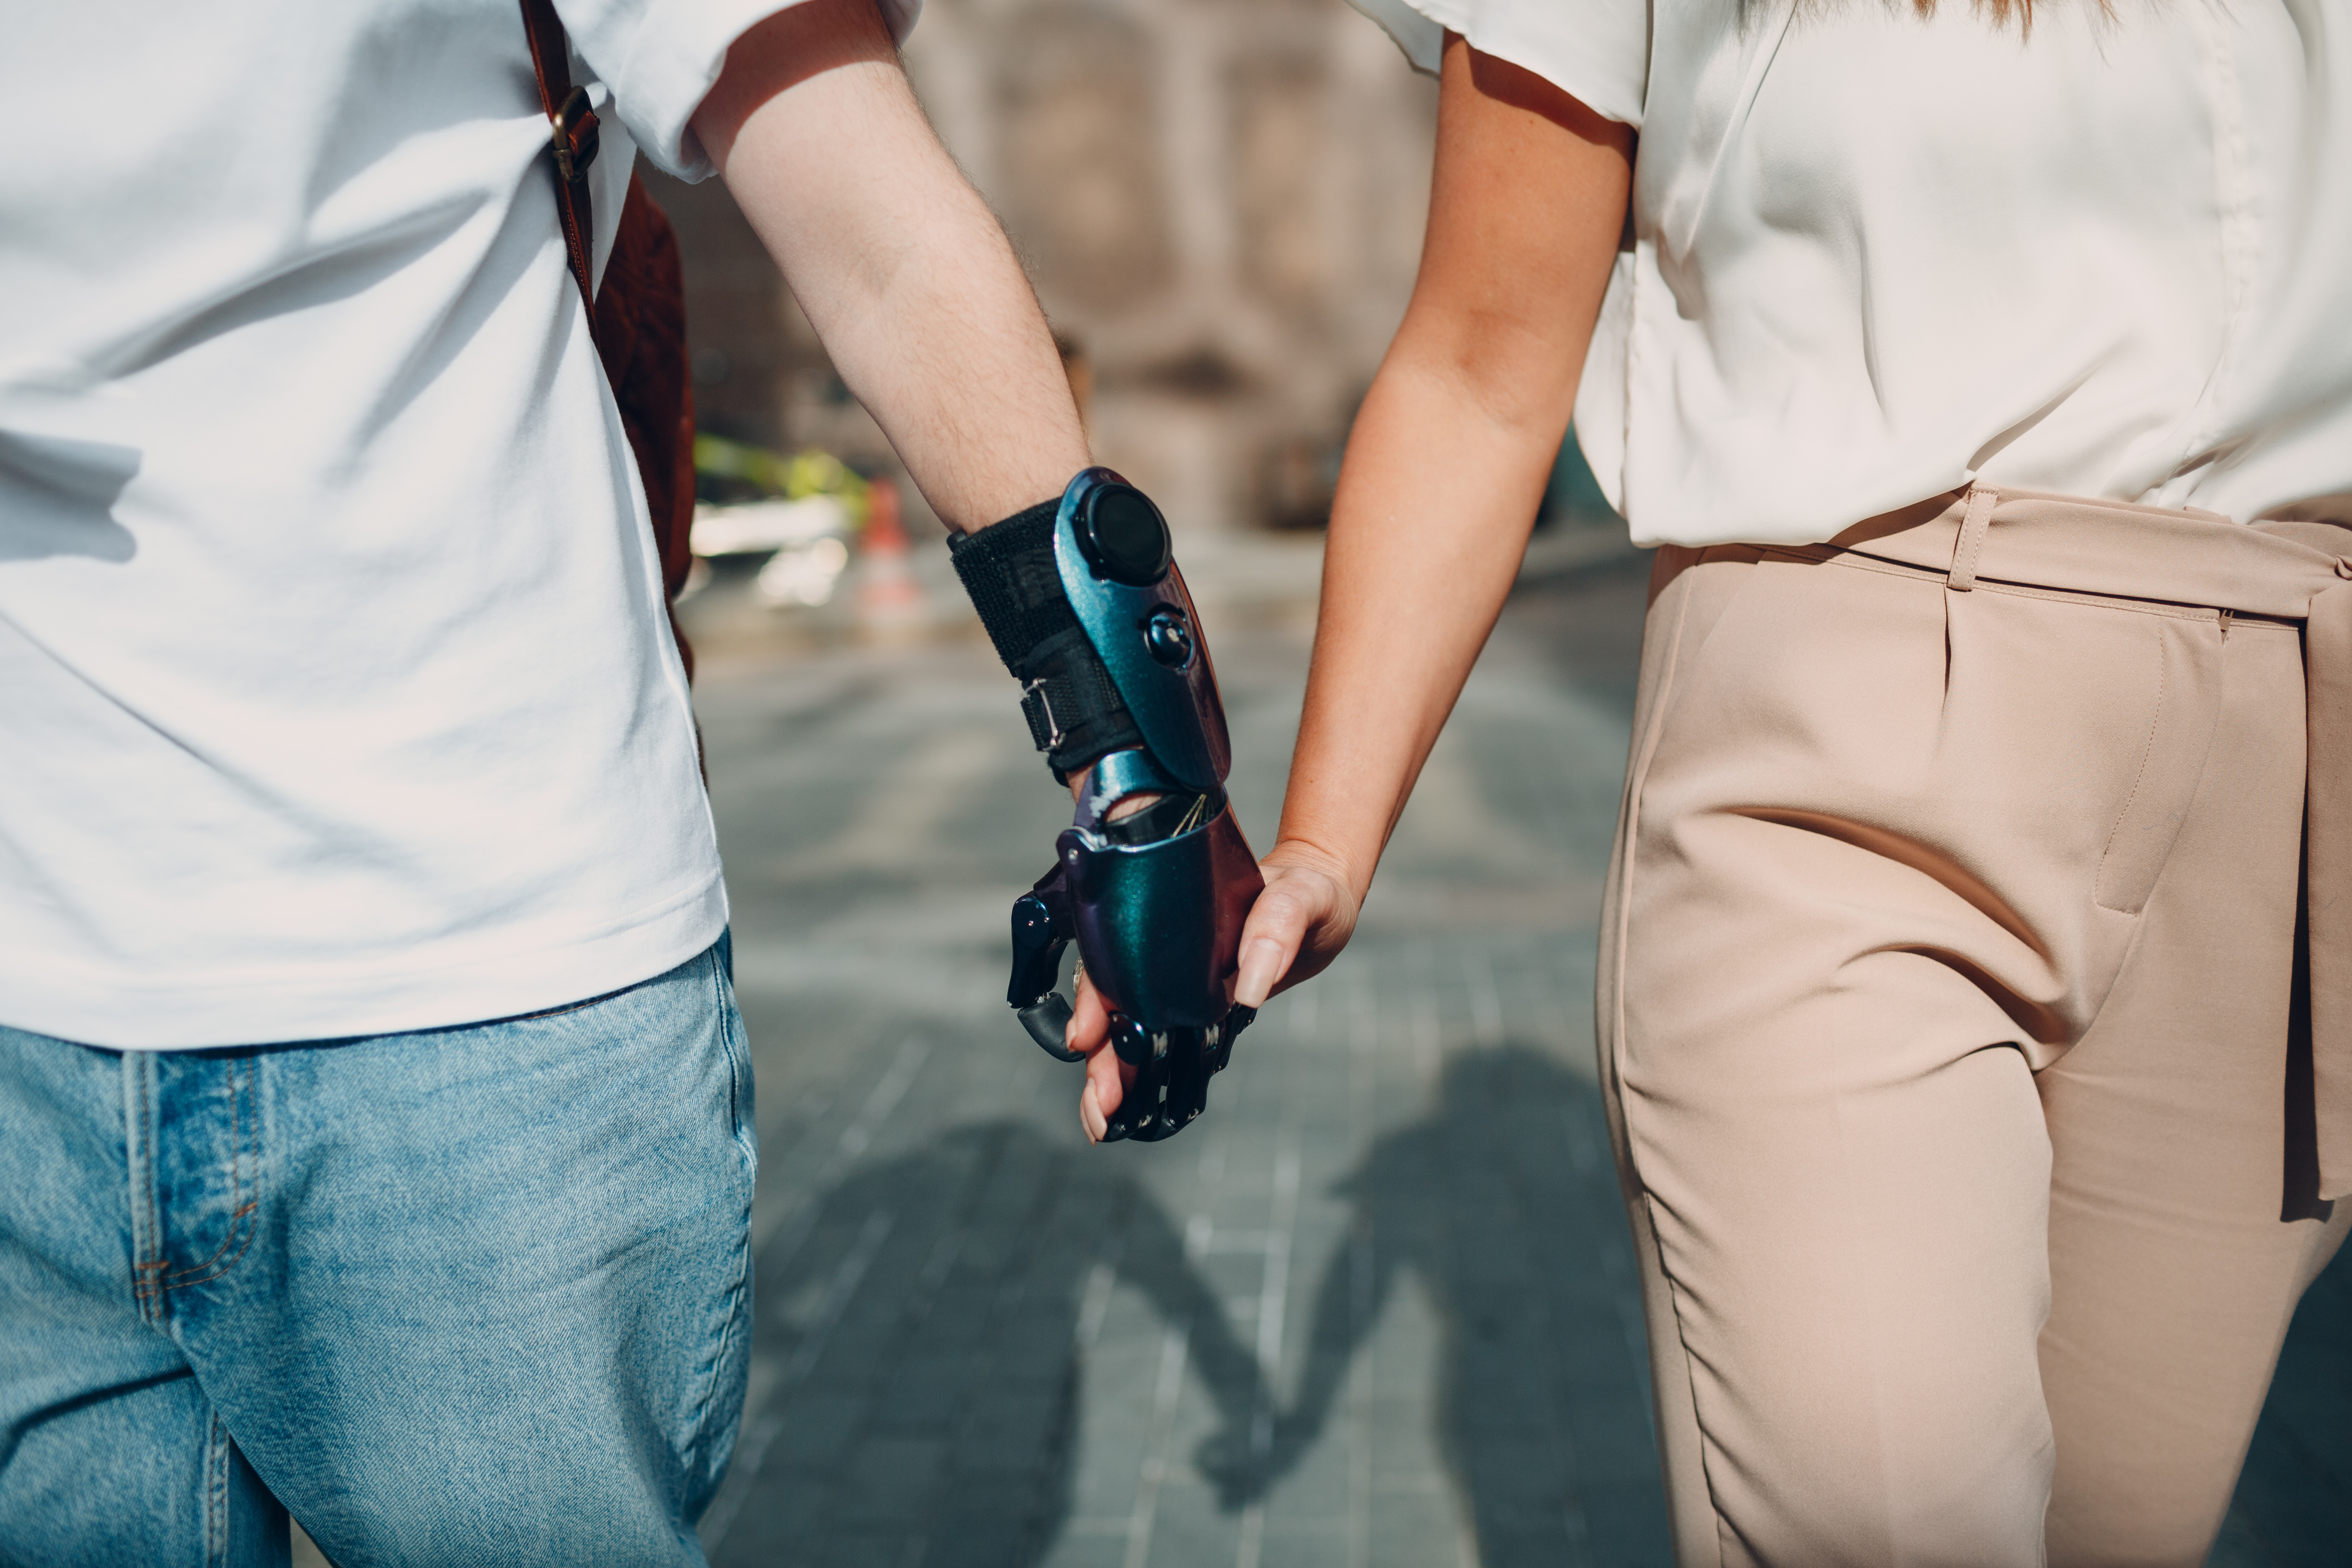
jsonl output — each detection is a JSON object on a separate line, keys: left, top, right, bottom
{"left": 0, "top": 937, "right": 755, "bottom": 1568}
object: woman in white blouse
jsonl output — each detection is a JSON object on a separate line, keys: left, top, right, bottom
{"left": 1200, "top": 2, "right": 2352, "bottom": 1562}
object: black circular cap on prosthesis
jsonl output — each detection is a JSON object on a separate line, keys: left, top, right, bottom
{"left": 1077, "top": 483, "right": 1173, "bottom": 586}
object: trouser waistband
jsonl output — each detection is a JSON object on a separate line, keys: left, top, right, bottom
{"left": 1720, "top": 483, "right": 2352, "bottom": 1200}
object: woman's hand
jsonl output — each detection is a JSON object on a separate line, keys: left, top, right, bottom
{"left": 1072, "top": 965, "right": 1128, "bottom": 1143}
{"left": 1073, "top": 838, "right": 1360, "bottom": 1143}
{"left": 1233, "top": 839, "right": 1360, "bottom": 1008}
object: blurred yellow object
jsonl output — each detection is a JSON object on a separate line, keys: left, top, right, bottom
{"left": 692, "top": 434, "right": 869, "bottom": 522}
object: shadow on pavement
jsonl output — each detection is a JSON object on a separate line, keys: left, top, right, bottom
{"left": 1214, "top": 1045, "right": 1675, "bottom": 1568}
{"left": 712, "top": 1119, "right": 1268, "bottom": 1568}
{"left": 2214, "top": 1236, "right": 2352, "bottom": 1567}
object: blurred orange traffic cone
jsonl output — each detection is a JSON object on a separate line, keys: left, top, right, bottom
{"left": 855, "top": 476, "right": 925, "bottom": 635}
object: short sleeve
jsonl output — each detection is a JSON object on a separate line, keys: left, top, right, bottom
{"left": 555, "top": 0, "right": 923, "bottom": 181}
{"left": 1343, "top": 0, "right": 1651, "bottom": 129}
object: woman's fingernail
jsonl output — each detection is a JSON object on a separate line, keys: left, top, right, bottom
{"left": 1234, "top": 938, "right": 1282, "bottom": 1008}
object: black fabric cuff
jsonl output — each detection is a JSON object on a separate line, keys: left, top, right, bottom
{"left": 951, "top": 499, "right": 1143, "bottom": 777}
{"left": 949, "top": 500, "right": 1067, "bottom": 668}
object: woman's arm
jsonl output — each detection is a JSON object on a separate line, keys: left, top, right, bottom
{"left": 1226, "top": 34, "right": 1635, "bottom": 1011}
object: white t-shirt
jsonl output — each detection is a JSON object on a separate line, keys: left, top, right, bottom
{"left": 0, "top": 0, "right": 911, "bottom": 1049}
{"left": 1351, "top": 0, "right": 2352, "bottom": 546}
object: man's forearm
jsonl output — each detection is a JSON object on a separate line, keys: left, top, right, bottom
{"left": 692, "top": 0, "right": 1088, "bottom": 531}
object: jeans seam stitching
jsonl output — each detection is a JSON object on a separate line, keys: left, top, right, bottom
{"left": 204, "top": 1408, "right": 229, "bottom": 1567}
{"left": 140, "top": 1058, "right": 263, "bottom": 1297}
{"left": 140, "top": 1206, "right": 259, "bottom": 1294}
{"left": 130, "top": 1054, "right": 167, "bottom": 1326}
{"left": 501, "top": 984, "right": 636, "bottom": 1023}
{"left": 687, "top": 949, "right": 755, "bottom": 1490}
{"left": 689, "top": 1208, "right": 755, "bottom": 1493}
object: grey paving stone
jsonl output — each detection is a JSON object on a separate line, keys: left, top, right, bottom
{"left": 762, "top": 1392, "right": 870, "bottom": 1470}
{"left": 717, "top": 1475, "right": 830, "bottom": 1557}
{"left": 1033, "top": 1533, "right": 1132, "bottom": 1568}
{"left": 2214, "top": 1243, "right": 2352, "bottom": 1566}
{"left": 833, "top": 1440, "right": 949, "bottom": 1524}
{"left": 1241, "top": 1529, "right": 1356, "bottom": 1568}
{"left": 1062, "top": 1463, "right": 1147, "bottom": 1526}
{"left": 1562, "top": 1396, "right": 1661, "bottom": 1486}
{"left": 1578, "top": 1481, "right": 1677, "bottom": 1568}
{"left": 800, "top": 1530, "right": 928, "bottom": 1568}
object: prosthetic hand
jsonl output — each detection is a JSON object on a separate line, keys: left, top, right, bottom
{"left": 952, "top": 469, "right": 1263, "bottom": 1141}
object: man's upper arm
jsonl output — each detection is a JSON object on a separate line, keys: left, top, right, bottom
{"left": 549, "top": 0, "right": 912, "bottom": 181}
{"left": 688, "top": 0, "right": 900, "bottom": 176}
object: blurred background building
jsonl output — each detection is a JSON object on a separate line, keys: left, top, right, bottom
{"left": 647, "top": 0, "right": 1437, "bottom": 537}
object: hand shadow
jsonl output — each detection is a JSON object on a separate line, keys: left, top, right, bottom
{"left": 1194, "top": 1045, "right": 1673, "bottom": 1567}
{"left": 715, "top": 1117, "right": 1272, "bottom": 1567}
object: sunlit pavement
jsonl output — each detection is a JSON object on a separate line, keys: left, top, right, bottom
{"left": 671, "top": 530, "right": 2348, "bottom": 1568}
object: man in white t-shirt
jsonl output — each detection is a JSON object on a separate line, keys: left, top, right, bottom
{"left": 0, "top": 0, "right": 1092, "bottom": 1560}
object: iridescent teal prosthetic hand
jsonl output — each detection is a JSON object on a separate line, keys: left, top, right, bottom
{"left": 952, "top": 469, "right": 1262, "bottom": 1141}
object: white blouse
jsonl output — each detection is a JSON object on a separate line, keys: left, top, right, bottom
{"left": 1350, "top": 0, "right": 2352, "bottom": 547}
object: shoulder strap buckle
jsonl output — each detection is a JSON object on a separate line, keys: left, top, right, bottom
{"left": 551, "top": 84, "right": 600, "bottom": 186}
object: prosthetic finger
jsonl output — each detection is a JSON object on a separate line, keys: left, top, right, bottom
{"left": 957, "top": 469, "right": 1265, "bottom": 1140}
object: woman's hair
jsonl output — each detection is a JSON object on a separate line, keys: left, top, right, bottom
{"left": 1798, "top": 0, "right": 2058, "bottom": 24}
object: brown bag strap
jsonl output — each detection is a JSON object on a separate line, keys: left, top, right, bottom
{"left": 518, "top": 0, "right": 601, "bottom": 315}
{"left": 515, "top": 0, "right": 703, "bottom": 693}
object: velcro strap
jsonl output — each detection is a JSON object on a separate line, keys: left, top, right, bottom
{"left": 952, "top": 501, "right": 1142, "bottom": 776}
{"left": 950, "top": 500, "right": 1070, "bottom": 666}
{"left": 1017, "top": 627, "right": 1137, "bottom": 768}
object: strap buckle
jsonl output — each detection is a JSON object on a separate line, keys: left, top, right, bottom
{"left": 1020, "top": 677, "right": 1064, "bottom": 754}
{"left": 551, "top": 85, "right": 600, "bottom": 185}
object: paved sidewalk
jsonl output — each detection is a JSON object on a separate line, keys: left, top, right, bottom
{"left": 667, "top": 533, "right": 2349, "bottom": 1568}
{"left": 686, "top": 536, "right": 1669, "bottom": 1568}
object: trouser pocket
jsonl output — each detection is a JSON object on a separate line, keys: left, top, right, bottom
{"left": 2087, "top": 615, "right": 2224, "bottom": 915}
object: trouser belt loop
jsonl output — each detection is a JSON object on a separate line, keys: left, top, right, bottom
{"left": 1948, "top": 484, "right": 1998, "bottom": 592}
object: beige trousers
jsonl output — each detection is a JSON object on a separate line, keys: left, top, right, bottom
{"left": 1595, "top": 487, "right": 2352, "bottom": 1568}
